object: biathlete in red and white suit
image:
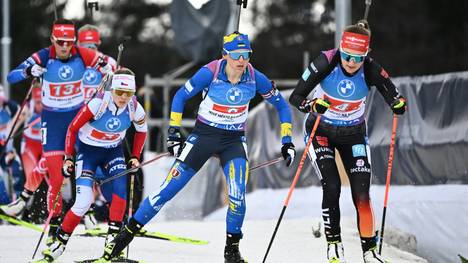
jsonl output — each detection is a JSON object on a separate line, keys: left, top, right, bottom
{"left": 0, "top": 79, "right": 46, "bottom": 215}
{"left": 38, "top": 68, "right": 147, "bottom": 262}
{"left": 77, "top": 24, "right": 118, "bottom": 230}
{"left": 6, "top": 18, "right": 113, "bottom": 237}
{"left": 21, "top": 81, "right": 43, "bottom": 189}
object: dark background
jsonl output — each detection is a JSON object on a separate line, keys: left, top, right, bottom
{"left": 3, "top": 0, "right": 468, "bottom": 97}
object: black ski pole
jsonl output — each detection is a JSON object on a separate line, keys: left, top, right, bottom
{"left": 363, "top": 0, "right": 372, "bottom": 20}
{"left": 31, "top": 185, "right": 64, "bottom": 259}
{"left": 52, "top": 0, "right": 58, "bottom": 20}
{"left": 86, "top": 0, "right": 99, "bottom": 21}
{"left": 262, "top": 115, "right": 322, "bottom": 263}
{"left": 99, "top": 152, "right": 170, "bottom": 185}
{"left": 234, "top": 0, "right": 248, "bottom": 31}
{"left": 11, "top": 117, "right": 41, "bottom": 140}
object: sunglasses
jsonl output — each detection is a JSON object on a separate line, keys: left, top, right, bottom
{"left": 54, "top": 38, "right": 74, "bottom": 47}
{"left": 339, "top": 49, "right": 366, "bottom": 63}
{"left": 113, "top": 89, "right": 135, "bottom": 97}
{"left": 224, "top": 49, "right": 252, "bottom": 60}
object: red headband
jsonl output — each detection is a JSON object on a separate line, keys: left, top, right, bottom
{"left": 52, "top": 24, "right": 75, "bottom": 40}
{"left": 78, "top": 30, "right": 100, "bottom": 45}
{"left": 340, "top": 31, "right": 370, "bottom": 53}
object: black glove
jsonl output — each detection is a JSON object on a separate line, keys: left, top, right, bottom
{"left": 127, "top": 156, "right": 140, "bottom": 172}
{"left": 298, "top": 99, "right": 313, "bottom": 113}
{"left": 298, "top": 98, "right": 330, "bottom": 114}
{"left": 281, "top": 142, "right": 296, "bottom": 167}
{"left": 167, "top": 126, "right": 184, "bottom": 157}
{"left": 312, "top": 98, "right": 331, "bottom": 114}
{"left": 391, "top": 97, "right": 407, "bottom": 115}
{"left": 62, "top": 156, "right": 75, "bottom": 178}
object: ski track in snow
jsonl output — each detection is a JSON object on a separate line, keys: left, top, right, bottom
{"left": 0, "top": 218, "right": 427, "bottom": 263}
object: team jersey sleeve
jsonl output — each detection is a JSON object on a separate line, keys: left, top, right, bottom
{"left": 132, "top": 102, "right": 147, "bottom": 132}
{"left": 365, "top": 59, "right": 403, "bottom": 106}
{"left": 132, "top": 102, "right": 147, "bottom": 158}
{"left": 169, "top": 67, "right": 214, "bottom": 127}
{"left": 77, "top": 47, "right": 101, "bottom": 68}
{"left": 7, "top": 48, "right": 49, "bottom": 84}
{"left": 289, "top": 53, "right": 331, "bottom": 110}
{"left": 64, "top": 101, "right": 98, "bottom": 156}
{"left": 255, "top": 70, "right": 293, "bottom": 144}
{"left": 107, "top": 56, "right": 117, "bottom": 71}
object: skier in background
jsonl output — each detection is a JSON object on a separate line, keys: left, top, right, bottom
{"left": 98, "top": 31, "right": 296, "bottom": 263}
{"left": 0, "top": 84, "right": 24, "bottom": 204}
{"left": 7, "top": 18, "right": 113, "bottom": 243}
{"left": 37, "top": 68, "right": 147, "bottom": 262}
{"left": 0, "top": 79, "right": 42, "bottom": 214}
{"left": 289, "top": 20, "right": 406, "bottom": 263}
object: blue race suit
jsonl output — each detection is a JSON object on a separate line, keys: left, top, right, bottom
{"left": 134, "top": 59, "right": 293, "bottom": 234}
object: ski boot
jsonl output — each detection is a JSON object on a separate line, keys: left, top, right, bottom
{"left": 46, "top": 216, "right": 61, "bottom": 246}
{"left": 83, "top": 204, "right": 100, "bottom": 231}
{"left": 38, "top": 228, "right": 70, "bottom": 262}
{"left": 224, "top": 232, "right": 247, "bottom": 263}
{"left": 0, "top": 189, "right": 33, "bottom": 217}
{"left": 100, "top": 218, "right": 142, "bottom": 261}
{"left": 361, "top": 237, "right": 389, "bottom": 263}
{"left": 104, "top": 221, "right": 126, "bottom": 258}
{"left": 327, "top": 241, "right": 346, "bottom": 263}
{"left": 363, "top": 247, "right": 389, "bottom": 263}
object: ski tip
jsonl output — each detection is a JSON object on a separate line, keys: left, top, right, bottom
{"left": 75, "top": 259, "right": 143, "bottom": 263}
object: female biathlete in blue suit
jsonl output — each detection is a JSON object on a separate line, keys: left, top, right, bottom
{"left": 98, "top": 32, "right": 297, "bottom": 263}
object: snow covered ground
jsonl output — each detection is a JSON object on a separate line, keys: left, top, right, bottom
{"left": 141, "top": 155, "right": 468, "bottom": 263}
{"left": 0, "top": 153, "right": 465, "bottom": 262}
{"left": 206, "top": 185, "right": 468, "bottom": 263}
{"left": 0, "top": 218, "right": 427, "bottom": 263}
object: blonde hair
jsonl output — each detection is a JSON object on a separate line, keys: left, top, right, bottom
{"left": 78, "top": 24, "right": 100, "bottom": 34}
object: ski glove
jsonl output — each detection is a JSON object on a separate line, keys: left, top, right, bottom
{"left": 298, "top": 98, "right": 330, "bottom": 114}
{"left": 167, "top": 126, "right": 184, "bottom": 157}
{"left": 4, "top": 151, "right": 16, "bottom": 166}
{"left": 281, "top": 142, "right": 296, "bottom": 167}
{"left": 127, "top": 156, "right": 140, "bottom": 172}
{"left": 97, "top": 55, "right": 113, "bottom": 75}
{"left": 312, "top": 98, "right": 331, "bottom": 114}
{"left": 62, "top": 156, "right": 75, "bottom": 178}
{"left": 26, "top": 64, "right": 47, "bottom": 78}
{"left": 391, "top": 97, "right": 407, "bottom": 115}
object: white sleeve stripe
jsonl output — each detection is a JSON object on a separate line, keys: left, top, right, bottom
{"left": 134, "top": 122, "right": 148, "bottom": 132}
{"left": 185, "top": 81, "right": 194, "bottom": 92}
{"left": 134, "top": 103, "right": 146, "bottom": 121}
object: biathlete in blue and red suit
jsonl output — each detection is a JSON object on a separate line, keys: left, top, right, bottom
{"left": 99, "top": 32, "right": 297, "bottom": 263}
{"left": 289, "top": 20, "right": 407, "bottom": 263}
{"left": 38, "top": 68, "right": 147, "bottom": 262}
{"left": 77, "top": 24, "right": 117, "bottom": 103}
{"left": 7, "top": 18, "right": 113, "bottom": 240}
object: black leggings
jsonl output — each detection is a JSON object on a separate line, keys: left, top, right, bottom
{"left": 306, "top": 118, "right": 375, "bottom": 243}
